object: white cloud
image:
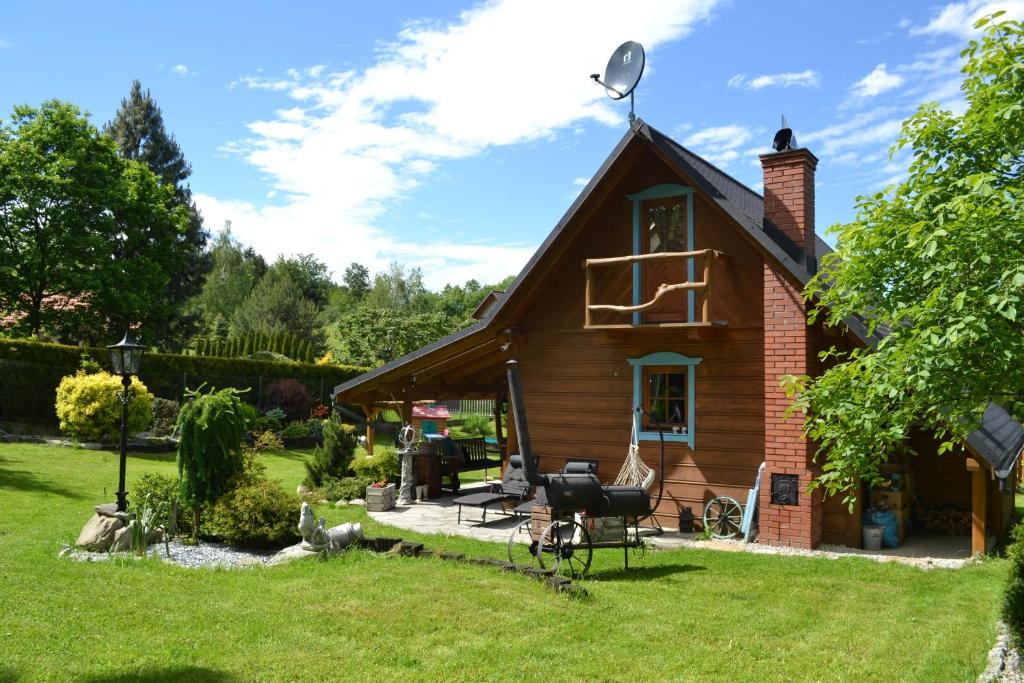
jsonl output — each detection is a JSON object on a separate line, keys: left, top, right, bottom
{"left": 0, "top": 39, "right": 11, "bottom": 49}
{"left": 681, "top": 124, "right": 760, "bottom": 167}
{"left": 911, "top": 0, "right": 1024, "bottom": 38}
{"left": 171, "top": 64, "right": 193, "bottom": 77}
{"left": 727, "top": 70, "right": 819, "bottom": 90}
{"left": 572, "top": 176, "right": 590, "bottom": 187}
{"left": 202, "top": 0, "right": 722, "bottom": 288}
{"left": 849, "top": 63, "right": 904, "bottom": 99}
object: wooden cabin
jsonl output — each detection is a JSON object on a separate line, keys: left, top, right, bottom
{"left": 334, "top": 120, "right": 1024, "bottom": 552}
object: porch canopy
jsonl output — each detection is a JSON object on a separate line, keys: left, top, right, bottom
{"left": 332, "top": 323, "right": 515, "bottom": 455}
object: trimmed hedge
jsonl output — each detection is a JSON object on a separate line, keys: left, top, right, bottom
{"left": 0, "top": 338, "right": 367, "bottom": 424}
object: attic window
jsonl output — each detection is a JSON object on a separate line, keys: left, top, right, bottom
{"left": 648, "top": 200, "right": 687, "bottom": 253}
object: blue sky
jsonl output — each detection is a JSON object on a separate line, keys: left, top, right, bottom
{"left": 2, "top": 0, "right": 1020, "bottom": 288}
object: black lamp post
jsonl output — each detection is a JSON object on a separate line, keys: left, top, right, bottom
{"left": 107, "top": 332, "right": 146, "bottom": 512}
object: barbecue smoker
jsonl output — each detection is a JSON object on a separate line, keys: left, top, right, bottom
{"left": 505, "top": 360, "right": 665, "bottom": 577}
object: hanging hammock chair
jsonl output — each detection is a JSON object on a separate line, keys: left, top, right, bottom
{"left": 614, "top": 414, "right": 656, "bottom": 490}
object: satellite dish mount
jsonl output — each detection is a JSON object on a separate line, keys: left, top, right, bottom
{"left": 591, "top": 41, "right": 646, "bottom": 126}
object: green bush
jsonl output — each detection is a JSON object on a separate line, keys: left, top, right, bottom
{"left": 351, "top": 446, "right": 399, "bottom": 484}
{"left": 252, "top": 415, "right": 281, "bottom": 433}
{"left": 251, "top": 430, "right": 285, "bottom": 453}
{"left": 303, "top": 419, "right": 356, "bottom": 488}
{"left": 54, "top": 371, "right": 154, "bottom": 442}
{"left": 150, "top": 398, "right": 179, "bottom": 437}
{"left": 1003, "top": 524, "right": 1024, "bottom": 646}
{"left": 237, "top": 402, "right": 259, "bottom": 430}
{"left": 459, "top": 413, "right": 494, "bottom": 437}
{"left": 207, "top": 479, "right": 301, "bottom": 548}
{"left": 133, "top": 472, "right": 190, "bottom": 535}
{"left": 320, "top": 475, "right": 375, "bottom": 502}
{"left": 279, "top": 421, "right": 309, "bottom": 438}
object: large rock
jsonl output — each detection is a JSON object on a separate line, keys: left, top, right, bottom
{"left": 76, "top": 513, "right": 125, "bottom": 552}
{"left": 94, "top": 503, "right": 129, "bottom": 523}
{"left": 109, "top": 522, "right": 136, "bottom": 553}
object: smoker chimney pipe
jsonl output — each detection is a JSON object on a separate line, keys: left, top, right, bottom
{"left": 505, "top": 360, "right": 542, "bottom": 486}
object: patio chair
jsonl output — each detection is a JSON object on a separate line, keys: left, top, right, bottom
{"left": 453, "top": 454, "right": 531, "bottom": 525}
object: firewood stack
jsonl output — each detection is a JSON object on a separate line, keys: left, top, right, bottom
{"left": 912, "top": 500, "right": 971, "bottom": 536}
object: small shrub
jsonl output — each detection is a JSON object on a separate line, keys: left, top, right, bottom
{"left": 351, "top": 446, "right": 399, "bottom": 484}
{"left": 150, "top": 398, "right": 180, "bottom": 437}
{"left": 1003, "top": 524, "right": 1024, "bottom": 646}
{"left": 250, "top": 430, "right": 285, "bottom": 453}
{"left": 252, "top": 415, "right": 281, "bottom": 433}
{"left": 279, "top": 421, "right": 309, "bottom": 438}
{"left": 303, "top": 419, "right": 356, "bottom": 488}
{"left": 237, "top": 402, "right": 259, "bottom": 430}
{"left": 460, "top": 413, "right": 495, "bottom": 437}
{"left": 207, "top": 479, "right": 301, "bottom": 548}
{"left": 133, "top": 472, "right": 190, "bottom": 535}
{"left": 306, "top": 418, "right": 324, "bottom": 439}
{"left": 262, "top": 379, "right": 310, "bottom": 421}
{"left": 55, "top": 371, "right": 154, "bottom": 442}
{"left": 320, "top": 475, "right": 375, "bottom": 502}
{"left": 79, "top": 352, "right": 103, "bottom": 374}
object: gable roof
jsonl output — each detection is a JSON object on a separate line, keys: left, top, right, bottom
{"left": 334, "top": 119, "right": 1024, "bottom": 480}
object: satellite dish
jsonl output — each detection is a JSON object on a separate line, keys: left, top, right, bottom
{"left": 772, "top": 115, "right": 798, "bottom": 152}
{"left": 590, "top": 41, "right": 646, "bottom": 125}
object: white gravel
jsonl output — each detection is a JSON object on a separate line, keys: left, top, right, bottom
{"left": 61, "top": 541, "right": 277, "bottom": 569}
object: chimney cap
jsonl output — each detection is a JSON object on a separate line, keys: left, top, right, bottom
{"left": 771, "top": 115, "right": 798, "bottom": 152}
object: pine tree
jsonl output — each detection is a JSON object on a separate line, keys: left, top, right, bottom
{"left": 106, "top": 80, "right": 211, "bottom": 348}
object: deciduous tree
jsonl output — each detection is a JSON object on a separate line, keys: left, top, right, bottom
{"left": 786, "top": 15, "right": 1024, "bottom": 499}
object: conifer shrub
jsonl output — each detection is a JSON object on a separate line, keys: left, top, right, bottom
{"left": 55, "top": 371, "right": 154, "bottom": 442}
{"left": 176, "top": 386, "right": 248, "bottom": 538}
{"left": 303, "top": 418, "right": 356, "bottom": 488}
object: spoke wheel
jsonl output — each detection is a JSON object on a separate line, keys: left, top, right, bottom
{"left": 703, "top": 496, "right": 743, "bottom": 539}
{"left": 537, "top": 519, "right": 592, "bottom": 578}
{"left": 507, "top": 528, "right": 538, "bottom": 568}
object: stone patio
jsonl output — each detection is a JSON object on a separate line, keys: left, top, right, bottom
{"left": 366, "top": 483, "right": 975, "bottom": 569}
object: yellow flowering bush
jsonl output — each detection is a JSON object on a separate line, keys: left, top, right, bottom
{"left": 55, "top": 371, "right": 154, "bottom": 442}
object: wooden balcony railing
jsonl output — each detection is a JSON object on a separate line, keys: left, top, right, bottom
{"left": 583, "top": 249, "right": 725, "bottom": 329}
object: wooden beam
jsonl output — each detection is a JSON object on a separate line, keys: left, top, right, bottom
{"left": 584, "top": 249, "right": 722, "bottom": 267}
{"left": 968, "top": 457, "right": 987, "bottom": 555}
{"left": 375, "top": 383, "right": 504, "bottom": 399}
{"left": 587, "top": 280, "right": 707, "bottom": 313}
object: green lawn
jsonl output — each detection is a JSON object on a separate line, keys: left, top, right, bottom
{"left": 0, "top": 443, "right": 1007, "bottom": 682}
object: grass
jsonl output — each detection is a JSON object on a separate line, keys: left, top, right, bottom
{"left": 0, "top": 442, "right": 1008, "bottom": 682}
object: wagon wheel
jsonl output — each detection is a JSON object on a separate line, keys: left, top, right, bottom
{"left": 507, "top": 528, "right": 538, "bottom": 568}
{"left": 703, "top": 496, "right": 743, "bottom": 539}
{"left": 537, "top": 519, "right": 592, "bottom": 578}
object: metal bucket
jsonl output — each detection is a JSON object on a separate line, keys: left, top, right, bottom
{"left": 862, "top": 525, "right": 883, "bottom": 551}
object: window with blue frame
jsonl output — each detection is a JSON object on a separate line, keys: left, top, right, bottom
{"left": 628, "top": 352, "right": 701, "bottom": 448}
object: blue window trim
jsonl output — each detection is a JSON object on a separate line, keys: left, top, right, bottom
{"left": 628, "top": 351, "right": 701, "bottom": 448}
{"left": 625, "top": 184, "right": 695, "bottom": 325}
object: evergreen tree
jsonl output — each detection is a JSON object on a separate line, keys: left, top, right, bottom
{"left": 106, "top": 80, "right": 211, "bottom": 349}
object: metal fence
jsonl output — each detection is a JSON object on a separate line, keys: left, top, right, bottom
{"left": 0, "top": 357, "right": 337, "bottom": 425}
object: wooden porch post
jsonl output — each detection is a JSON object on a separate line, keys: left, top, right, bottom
{"left": 402, "top": 399, "right": 413, "bottom": 428}
{"left": 362, "top": 406, "right": 378, "bottom": 456}
{"left": 967, "top": 457, "right": 987, "bottom": 555}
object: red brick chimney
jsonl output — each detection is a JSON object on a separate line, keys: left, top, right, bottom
{"left": 758, "top": 146, "right": 822, "bottom": 549}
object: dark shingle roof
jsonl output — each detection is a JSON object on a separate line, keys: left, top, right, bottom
{"left": 333, "top": 119, "right": 1024, "bottom": 479}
